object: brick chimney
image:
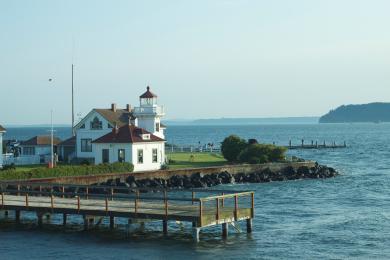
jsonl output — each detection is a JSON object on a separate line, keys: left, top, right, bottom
{"left": 126, "top": 104, "right": 131, "bottom": 112}
{"left": 111, "top": 103, "right": 117, "bottom": 112}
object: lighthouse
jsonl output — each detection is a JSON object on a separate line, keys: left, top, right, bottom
{"left": 133, "top": 86, "right": 165, "bottom": 139}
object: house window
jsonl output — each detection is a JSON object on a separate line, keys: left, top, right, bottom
{"left": 90, "top": 117, "right": 102, "bottom": 130}
{"left": 23, "top": 147, "right": 35, "bottom": 155}
{"left": 80, "top": 123, "right": 85, "bottom": 129}
{"left": 155, "top": 122, "right": 160, "bottom": 132}
{"left": 152, "top": 148, "right": 158, "bottom": 163}
{"left": 118, "top": 149, "right": 125, "bottom": 162}
{"left": 137, "top": 149, "right": 143, "bottom": 164}
{"left": 108, "top": 123, "right": 113, "bottom": 129}
{"left": 142, "top": 134, "right": 150, "bottom": 140}
{"left": 81, "top": 139, "right": 92, "bottom": 152}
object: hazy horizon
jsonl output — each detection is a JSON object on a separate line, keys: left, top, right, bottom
{"left": 1, "top": 0, "right": 389, "bottom": 125}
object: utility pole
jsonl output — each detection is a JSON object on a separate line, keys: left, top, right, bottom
{"left": 72, "top": 64, "right": 75, "bottom": 136}
{"left": 50, "top": 109, "right": 54, "bottom": 168}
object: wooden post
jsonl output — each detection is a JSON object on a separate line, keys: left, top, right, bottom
{"left": 37, "top": 212, "right": 43, "bottom": 228}
{"left": 221, "top": 192, "right": 225, "bottom": 207}
{"left": 61, "top": 186, "right": 65, "bottom": 198}
{"left": 86, "top": 187, "right": 89, "bottom": 200}
{"left": 25, "top": 193, "right": 29, "bottom": 207}
{"left": 15, "top": 210, "right": 20, "bottom": 223}
{"left": 134, "top": 196, "right": 138, "bottom": 214}
{"left": 1, "top": 192, "right": 3, "bottom": 207}
{"left": 234, "top": 195, "right": 238, "bottom": 221}
{"left": 39, "top": 185, "right": 42, "bottom": 196}
{"left": 246, "top": 219, "right": 253, "bottom": 233}
{"left": 251, "top": 192, "right": 255, "bottom": 218}
{"left": 105, "top": 197, "right": 109, "bottom": 213}
{"left": 163, "top": 220, "right": 168, "bottom": 235}
{"left": 216, "top": 198, "right": 220, "bottom": 221}
{"left": 110, "top": 216, "right": 115, "bottom": 229}
{"left": 192, "top": 191, "right": 195, "bottom": 205}
{"left": 110, "top": 188, "right": 114, "bottom": 201}
{"left": 63, "top": 213, "right": 67, "bottom": 226}
{"left": 199, "top": 200, "right": 203, "bottom": 227}
{"left": 51, "top": 195, "right": 54, "bottom": 209}
{"left": 77, "top": 196, "right": 80, "bottom": 212}
{"left": 222, "top": 223, "right": 228, "bottom": 238}
{"left": 192, "top": 227, "right": 200, "bottom": 242}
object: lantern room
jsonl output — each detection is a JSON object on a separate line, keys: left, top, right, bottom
{"left": 139, "top": 86, "right": 157, "bottom": 106}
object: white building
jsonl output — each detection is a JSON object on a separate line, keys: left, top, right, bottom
{"left": 19, "top": 135, "right": 61, "bottom": 164}
{"left": 74, "top": 86, "right": 166, "bottom": 171}
{"left": 92, "top": 125, "right": 165, "bottom": 171}
{"left": 0, "top": 125, "right": 6, "bottom": 168}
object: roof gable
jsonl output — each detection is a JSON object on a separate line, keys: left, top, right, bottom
{"left": 74, "top": 108, "right": 132, "bottom": 130}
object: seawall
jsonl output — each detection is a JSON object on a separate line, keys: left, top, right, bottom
{"left": 1, "top": 161, "right": 338, "bottom": 188}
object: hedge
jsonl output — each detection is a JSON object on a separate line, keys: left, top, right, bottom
{"left": 0, "top": 162, "right": 134, "bottom": 181}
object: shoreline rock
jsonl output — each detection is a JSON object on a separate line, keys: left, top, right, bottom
{"left": 98, "top": 162, "right": 338, "bottom": 190}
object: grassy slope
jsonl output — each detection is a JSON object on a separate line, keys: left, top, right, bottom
{"left": 167, "top": 152, "right": 227, "bottom": 169}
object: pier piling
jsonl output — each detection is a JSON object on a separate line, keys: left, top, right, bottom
{"left": 163, "top": 220, "right": 168, "bottom": 235}
{"left": 63, "top": 213, "right": 67, "bottom": 226}
{"left": 15, "top": 210, "right": 20, "bottom": 223}
{"left": 246, "top": 219, "right": 252, "bottom": 233}
{"left": 37, "top": 212, "right": 43, "bottom": 228}
{"left": 222, "top": 223, "right": 228, "bottom": 238}
{"left": 109, "top": 216, "right": 115, "bottom": 229}
{"left": 192, "top": 227, "right": 200, "bottom": 242}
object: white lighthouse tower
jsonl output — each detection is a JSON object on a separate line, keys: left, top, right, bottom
{"left": 133, "top": 86, "right": 165, "bottom": 139}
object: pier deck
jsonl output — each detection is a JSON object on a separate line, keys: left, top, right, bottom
{"left": 0, "top": 183, "right": 254, "bottom": 241}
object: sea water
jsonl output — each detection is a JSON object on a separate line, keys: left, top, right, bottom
{"left": 1, "top": 123, "right": 389, "bottom": 259}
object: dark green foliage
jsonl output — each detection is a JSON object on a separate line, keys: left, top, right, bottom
{"left": 238, "top": 143, "right": 287, "bottom": 164}
{"left": 221, "top": 135, "right": 248, "bottom": 162}
{"left": 0, "top": 162, "right": 134, "bottom": 181}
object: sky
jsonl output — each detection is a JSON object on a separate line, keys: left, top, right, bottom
{"left": 1, "top": 0, "right": 389, "bottom": 125}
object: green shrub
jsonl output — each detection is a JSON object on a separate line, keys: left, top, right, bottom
{"left": 238, "top": 143, "right": 287, "bottom": 164}
{"left": 221, "top": 135, "right": 248, "bottom": 162}
{"left": 0, "top": 162, "right": 134, "bottom": 181}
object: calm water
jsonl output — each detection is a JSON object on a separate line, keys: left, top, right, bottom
{"left": 1, "top": 123, "right": 390, "bottom": 259}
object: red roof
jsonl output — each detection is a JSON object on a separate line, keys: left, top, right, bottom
{"left": 20, "top": 136, "right": 62, "bottom": 146}
{"left": 92, "top": 125, "right": 165, "bottom": 144}
{"left": 0, "top": 125, "right": 5, "bottom": 132}
{"left": 140, "top": 86, "right": 157, "bottom": 98}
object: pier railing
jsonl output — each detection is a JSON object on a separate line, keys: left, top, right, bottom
{"left": 0, "top": 182, "right": 254, "bottom": 228}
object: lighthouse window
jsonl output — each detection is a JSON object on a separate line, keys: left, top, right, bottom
{"left": 156, "top": 123, "right": 160, "bottom": 132}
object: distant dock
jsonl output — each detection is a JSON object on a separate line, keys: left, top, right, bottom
{"left": 0, "top": 182, "right": 254, "bottom": 242}
{"left": 166, "top": 140, "right": 347, "bottom": 153}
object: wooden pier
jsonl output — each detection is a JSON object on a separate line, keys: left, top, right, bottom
{"left": 0, "top": 183, "right": 254, "bottom": 242}
{"left": 285, "top": 140, "right": 347, "bottom": 150}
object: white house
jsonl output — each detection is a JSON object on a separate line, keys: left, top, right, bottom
{"left": 0, "top": 125, "right": 6, "bottom": 168}
{"left": 74, "top": 86, "right": 166, "bottom": 171}
{"left": 92, "top": 125, "right": 165, "bottom": 171}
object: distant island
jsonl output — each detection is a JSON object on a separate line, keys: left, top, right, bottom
{"left": 319, "top": 102, "right": 390, "bottom": 123}
{"left": 165, "top": 117, "right": 319, "bottom": 126}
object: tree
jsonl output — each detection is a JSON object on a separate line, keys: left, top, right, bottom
{"left": 221, "top": 135, "right": 247, "bottom": 162}
{"left": 238, "top": 143, "right": 287, "bottom": 164}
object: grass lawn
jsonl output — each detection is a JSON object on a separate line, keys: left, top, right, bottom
{"left": 12, "top": 164, "right": 47, "bottom": 173}
{"left": 166, "top": 152, "right": 228, "bottom": 169}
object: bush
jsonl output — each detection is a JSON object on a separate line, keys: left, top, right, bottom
{"left": 0, "top": 162, "right": 134, "bottom": 181}
{"left": 221, "top": 135, "right": 248, "bottom": 162}
{"left": 238, "top": 143, "right": 287, "bottom": 164}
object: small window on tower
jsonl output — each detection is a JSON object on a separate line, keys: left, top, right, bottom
{"left": 156, "top": 123, "right": 160, "bottom": 132}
